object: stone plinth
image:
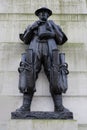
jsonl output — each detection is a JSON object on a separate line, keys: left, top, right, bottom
{"left": 8, "top": 119, "right": 78, "bottom": 130}
{"left": 11, "top": 111, "right": 73, "bottom": 119}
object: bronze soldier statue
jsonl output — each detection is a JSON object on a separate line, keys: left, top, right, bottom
{"left": 12, "top": 7, "right": 73, "bottom": 118}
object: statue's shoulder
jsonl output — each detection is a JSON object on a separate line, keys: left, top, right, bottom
{"left": 48, "top": 20, "right": 55, "bottom": 24}
{"left": 25, "top": 20, "right": 39, "bottom": 29}
{"left": 48, "top": 20, "right": 59, "bottom": 27}
{"left": 48, "top": 20, "right": 61, "bottom": 29}
{"left": 31, "top": 20, "right": 39, "bottom": 25}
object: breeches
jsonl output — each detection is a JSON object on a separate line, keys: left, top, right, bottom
{"left": 18, "top": 42, "right": 68, "bottom": 95}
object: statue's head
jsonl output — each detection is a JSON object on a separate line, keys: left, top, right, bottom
{"left": 35, "top": 7, "right": 52, "bottom": 21}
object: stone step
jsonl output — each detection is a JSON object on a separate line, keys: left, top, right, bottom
{"left": 8, "top": 120, "right": 78, "bottom": 130}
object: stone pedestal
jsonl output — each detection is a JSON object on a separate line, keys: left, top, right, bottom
{"left": 11, "top": 111, "right": 73, "bottom": 119}
{"left": 8, "top": 119, "right": 78, "bottom": 130}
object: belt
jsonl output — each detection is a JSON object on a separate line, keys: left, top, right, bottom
{"left": 37, "top": 39, "right": 47, "bottom": 43}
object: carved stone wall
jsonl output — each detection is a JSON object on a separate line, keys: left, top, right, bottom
{"left": 0, "top": 0, "right": 87, "bottom": 130}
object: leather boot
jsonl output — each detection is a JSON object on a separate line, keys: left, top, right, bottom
{"left": 51, "top": 94, "right": 69, "bottom": 112}
{"left": 16, "top": 93, "right": 33, "bottom": 112}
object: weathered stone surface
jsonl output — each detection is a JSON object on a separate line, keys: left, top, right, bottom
{"left": 0, "top": 122, "right": 8, "bottom": 130}
{"left": 0, "top": 43, "right": 27, "bottom": 71}
{"left": 8, "top": 119, "right": 78, "bottom": 130}
{"left": 0, "top": 0, "right": 87, "bottom": 14}
{"left": 1, "top": 14, "right": 87, "bottom": 21}
{"left": 78, "top": 124, "right": 87, "bottom": 130}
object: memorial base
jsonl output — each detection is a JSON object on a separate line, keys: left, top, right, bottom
{"left": 8, "top": 119, "right": 78, "bottom": 130}
{"left": 11, "top": 111, "right": 73, "bottom": 119}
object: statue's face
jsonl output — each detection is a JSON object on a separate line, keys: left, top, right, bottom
{"left": 38, "top": 11, "right": 49, "bottom": 21}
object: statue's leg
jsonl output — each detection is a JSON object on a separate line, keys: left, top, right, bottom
{"left": 48, "top": 49, "right": 70, "bottom": 112}
{"left": 51, "top": 93, "right": 70, "bottom": 112}
{"left": 42, "top": 55, "right": 50, "bottom": 81}
{"left": 16, "top": 93, "right": 33, "bottom": 112}
{"left": 16, "top": 49, "right": 37, "bottom": 112}
{"left": 18, "top": 49, "right": 36, "bottom": 94}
